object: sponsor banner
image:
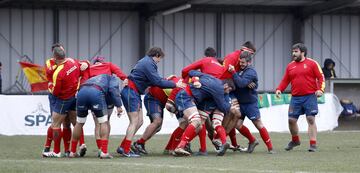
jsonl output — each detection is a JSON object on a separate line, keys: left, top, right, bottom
{"left": 0, "top": 95, "right": 179, "bottom": 136}
{"left": 0, "top": 94, "right": 341, "bottom": 136}
{"left": 258, "top": 93, "right": 270, "bottom": 108}
{"left": 270, "top": 94, "right": 285, "bottom": 106}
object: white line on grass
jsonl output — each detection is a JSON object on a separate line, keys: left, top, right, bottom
{"left": 0, "top": 159, "right": 355, "bottom": 173}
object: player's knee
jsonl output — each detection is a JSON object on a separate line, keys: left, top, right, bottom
{"left": 165, "top": 101, "right": 177, "bottom": 114}
{"left": 252, "top": 119, "right": 264, "bottom": 129}
{"left": 189, "top": 112, "right": 201, "bottom": 127}
{"left": 153, "top": 117, "right": 163, "bottom": 126}
{"left": 231, "top": 109, "right": 241, "bottom": 119}
{"left": 179, "top": 120, "right": 188, "bottom": 129}
{"left": 307, "top": 117, "right": 316, "bottom": 125}
{"left": 198, "top": 110, "right": 209, "bottom": 121}
{"left": 288, "top": 118, "right": 297, "bottom": 125}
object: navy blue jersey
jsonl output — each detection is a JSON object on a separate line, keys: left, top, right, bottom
{"left": 232, "top": 66, "right": 258, "bottom": 104}
{"left": 82, "top": 74, "right": 122, "bottom": 107}
{"left": 188, "top": 70, "right": 230, "bottom": 115}
{"left": 128, "top": 56, "right": 176, "bottom": 94}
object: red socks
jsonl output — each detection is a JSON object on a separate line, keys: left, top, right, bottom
{"left": 79, "top": 128, "right": 85, "bottom": 145}
{"left": 292, "top": 135, "right": 300, "bottom": 143}
{"left": 101, "top": 139, "right": 109, "bottom": 154}
{"left": 178, "top": 124, "right": 197, "bottom": 148}
{"left": 259, "top": 127, "right": 273, "bottom": 150}
{"left": 170, "top": 127, "right": 185, "bottom": 150}
{"left": 121, "top": 139, "right": 132, "bottom": 154}
{"left": 215, "top": 125, "right": 227, "bottom": 144}
{"left": 310, "top": 140, "right": 316, "bottom": 146}
{"left": 238, "top": 125, "right": 256, "bottom": 143}
{"left": 228, "top": 128, "right": 238, "bottom": 147}
{"left": 198, "top": 124, "right": 207, "bottom": 152}
{"left": 137, "top": 138, "right": 146, "bottom": 145}
{"left": 96, "top": 139, "right": 102, "bottom": 149}
{"left": 62, "top": 128, "right": 71, "bottom": 152}
{"left": 165, "top": 128, "right": 176, "bottom": 150}
{"left": 44, "top": 126, "right": 53, "bottom": 148}
{"left": 70, "top": 140, "right": 78, "bottom": 153}
{"left": 53, "top": 128, "right": 62, "bottom": 154}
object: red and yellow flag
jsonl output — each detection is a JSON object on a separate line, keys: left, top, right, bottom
{"left": 19, "top": 61, "right": 48, "bottom": 92}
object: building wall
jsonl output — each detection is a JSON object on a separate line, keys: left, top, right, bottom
{"left": 0, "top": 9, "right": 53, "bottom": 92}
{"left": 149, "top": 12, "right": 217, "bottom": 78}
{"left": 304, "top": 15, "right": 360, "bottom": 79}
{"left": 58, "top": 10, "right": 139, "bottom": 74}
{"left": 1, "top": 8, "right": 360, "bottom": 93}
{"left": 0, "top": 9, "right": 139, "bottom": 93}
{"left": 221, "top": 13, "right": 293, "bottom": 91}
{"left": 149, "top": 12, "right": 293, "bottom": 91}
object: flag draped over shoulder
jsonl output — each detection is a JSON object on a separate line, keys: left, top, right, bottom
{"left": 19, "top": 61, "right": 48, "bottom": 92}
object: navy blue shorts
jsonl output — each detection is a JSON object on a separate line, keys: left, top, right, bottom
{"left": 76, "top": 86, "right": 107, "bottom": 118}
{"left": 288, "top": 94, "right": 318, "bottom": 119}
{"left": 48, "top": 93, "right": 56, "bottom": 114}
{"left": 105, "top": 95, "right": 115, "bottom": 110}
{"left": 121, "top": 86, "right": 142, "bottom": 112}
{"left": 197, "top": 99, "right": 217, "bottom": 114}
{"left": 53, "top": 96, "right": 76, "bottom": 115}
{"left": 144, "top": 93, "right": 164, "bottom": 122}
{"left": 175, "top": 90, "right": 196, "bottom": 112}
{"left": 240, "top": 102, "right": 260, "bottom": 121}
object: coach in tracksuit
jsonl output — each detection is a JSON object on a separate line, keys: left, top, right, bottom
{"left": 117, "top": 47, "right": 185, "bottom": 157}
{"left": 230, "top": 55, "right": 274, "bottom": 154}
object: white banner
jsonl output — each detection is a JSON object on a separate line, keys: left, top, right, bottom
{"left": 0, "top": 94, "right": 341, "bottom": 136}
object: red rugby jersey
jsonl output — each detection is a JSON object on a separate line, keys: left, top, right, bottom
{"left": 51, "top": 58, "right": 82, "bottom": 100}
{"left": 220, "top": 50, "right": 243, "bottom": 79}
{"left": 45, "top": 58, "right": 56, "bottom": 92}
{"left": 276, "top": 58, "right": 325, "bottom": 96}
{"left": 149, "top": 76, "right": 180, "bottom": 105}
{"left": 182, "top": 57, "right": 224, "bottom": 80}
{"left": 89, "top": 62, "right": 127, "bottom": 80}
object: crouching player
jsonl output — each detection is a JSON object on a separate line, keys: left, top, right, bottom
{"left": 69, "top": 74, "right": 123, "bottom": 159}
{"left": 87, "top": 56, "right": 128, "bottom": 154}
{"left": 174, "top": 70, "right": 232, "bottom": 156}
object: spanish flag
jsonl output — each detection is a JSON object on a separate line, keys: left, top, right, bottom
{"left": 19, "top": 61, "right": 48, "bottom": 92}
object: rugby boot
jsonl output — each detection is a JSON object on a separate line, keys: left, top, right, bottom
{"left": 284, "top": 141, "right": 301, "bottom": 151}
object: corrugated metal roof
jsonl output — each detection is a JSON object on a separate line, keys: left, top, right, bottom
{"left": 192, "top": 0, "right": 325, "bottom": 6}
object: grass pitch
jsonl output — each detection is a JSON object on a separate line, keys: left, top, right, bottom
{"left": 1, "top": 132, "right": 360, "bottom": 173}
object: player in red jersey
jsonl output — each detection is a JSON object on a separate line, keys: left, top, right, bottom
{"left": 42, "top": 44, "right": 87, "bottom": 157}
{"left": 182, "top": 47, "right": 224, "bottom": 80}
{"left": 43, "top": 45, "right": 88, "bottom": 157}
{"left": 276, "top": 43, "right": 325, "bottom": 152}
